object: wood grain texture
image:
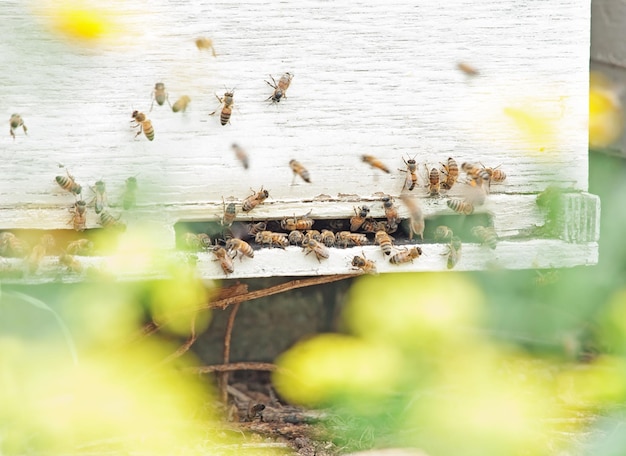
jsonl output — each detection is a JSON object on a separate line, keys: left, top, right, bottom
{"left": 0, "top": 0, "right": 595, "bottom": 278}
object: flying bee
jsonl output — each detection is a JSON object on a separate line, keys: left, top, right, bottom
{"left": 172, "top": 95, "right": 191, "bottom": 113}
{"left": 382, "top": 196, "right": 401, "bottom": 231}
{"left": 362, "top": 154, "right": 390, "bottom": 174}
{"left": 304, "top": 230, "right": 322, "bottom": 242}
{"left": 226, "top": 238, "right": 254, "bottom": 260}
{"left": 122, "top": 177, "right": 138, "bottom": 210}
{"left": 426, "top": 166, "right": 440, "bottom": 197}
{"left": 301, "top": 237, "right": 329, "bottom": 262}
{"left": 402, "top": 155, "right": 418, "bottom": 191}
{"left": 321, "top": 229, "right": 336, "bottom": 247}
{"left": 472, "top": 226, "right": 498, "bottom": 249}
{"left": 9, "top": 114, "right": 27, "bottom": 139}
{"left": 440, "top": 157, "right": 459, "bottom": 191}
{"left": 131, "top": 110, "right": 154, "bottom": 141}
{"left": 0, "top": 232, "right": 28, "bottom": 258}
{"left": 210, "top": 90, "right": 234, "bottom": 125}
{"left": 281, "top": 211, "right": 314, "bottom": 231}
{"left": 183, "top": 232, "right": 211, "bottom": 251}
{"left": 232, "top": 143, "right": 249, "bottom": 169}
{"left": 288, "top": 230, "right": 304, "bottom": 245}
{"left": 91, "top": 180, "right": 107, "bottom": 214}
{"left": 374, "top": 230, "right": 394, "bottom": 256}
{"left": 247, "top": 221, "right": 267, "bottom": 237}
{"left": 99, "top": 211, "right": 126, "bottom": 231}
{"left": 56, "top": 169, "right": 82, "bottom": 195}
{"left": 336, "top": 231, "right": 367, "bottom": 248}
{"left": 221, "top": 198, "right": 237, "bottom": 227}
{"left": 389, "top": 246, "right": 422, "bottom": 265}
{"left": 27, "top": 234, "right": 55, "bottom": 273}
{"left": 150, "top": 82, "right": 171, "bottom": 111}
{"left": 59, "top": 254, "right": 83, "bottom": 274}
{"left": 350, "top": 205, "right": 370, "bottom": 231}
{"left": 289, "top": 159, "right": 311, "bottom": 184}
{"left": 447, "top": 198, "right": 474, "bottom": 215}
{"left": 69, "top": 200, "right": 88, "bottom": 232}
{"left": 66, "top": 239, "right": 93, "bottom": 256}
{"left": 445, "top": 236, "right": 462, "bottom": 269}
{"left": 462, "top": 162, "right": 490, "bottom": 187}
{"left": 255, "top": 231, "right": 289, "bottom": 249}
{"left": 242, "top": 186, "right": 269, "bottom": 212}
{"left": 433, "top": 225, "right": 454, "bottom": 243}
{"left": 400, "top": 193, "right": 424, "bottom": 240}
{"left": 351, "top": 253, "right": 377, "bottom": 274}
{"left": 481, "top": 164, "right": 507, "bottom": 183}
{"left": 212, "top": 246, "right": 234, "bottom": 275}
{"left": 457, "top": 62, "right": 480, "bottom": 76}
{"left": 195, "top": 37, "right": 217, "bottom": 56}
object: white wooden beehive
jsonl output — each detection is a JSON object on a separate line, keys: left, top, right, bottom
{"left": 0, "top": 0, "right": 598, "bottom": 282}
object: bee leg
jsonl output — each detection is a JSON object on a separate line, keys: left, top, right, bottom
{"left": 22, "top": 124, "right": 27, "bottom": 135}
{"left": 134, "top": 127, "right": 143, "bottom": 139}
{"left": 10, "top": 128, "right": 15, "bottom": 140}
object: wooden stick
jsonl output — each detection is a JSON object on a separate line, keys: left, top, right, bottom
{"left": 220, "top": 302, "right": 241, "bottom": 404}
{"left": 184, "top": 362, "right": 279, "bottom": 374}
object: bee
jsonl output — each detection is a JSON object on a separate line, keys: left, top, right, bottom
{"left": 183, "top": 232, "right": 211, "bottom": 251}
{"left": 66, "top": 239, "right": 93, "bottom": 256}
{"left": 69, "top": 200, "right": 88, "bottom": 232}
{"left": 433, "top": 225, "right": 454, "bottom": 243}
{"left": 226, "top": 238, "right": 254, "bottom": 260}
{"left": 457, "top": 62, "right": 479, "bottom": 76}
{"left": 0, "top": 232, "right": 28, "bottom": 258}
{"left": 482, "top": 164, "right": 507, "bottom": 183}
{"left": 131, "top": 110, "right": 154, "bottom": 141}
{"left": 27, "top": 234, "right": 55, "bottom": 273}
{"left": 351, "top": 254, "right": 377, "bottom": 274}
{"left": 242, "top": 186, "right": 269, "bottom": 212}
{"left": 221, "top": 198, "right": 237, "bottom": 227}
{"left": 389, "top": 246, "right": 422, "bottom": 265}
{"left": 400, "top": 193, "right": 424, "bottom": 240}
{"left": 245, "top": 403, "right": 266, "bottom": 422}
{"left": 91, "top": 180, "right": 107, "bottom": 214}
{"left": 302, "top": 237, "right": 329, "bottom": 262}
{"left": 289, "top": 159, "right": 311, "bottom": 184}
{"left": 212, "top": 246, "right": 234, "bottom": 275}
{"left": 402, "top": 155, "right": 418, "bottom": 191}
{"left": 255, "top": 231, "right": 288, "bottom": 249}
{"left": 195, "top": 37, "right": 217, "bottom": 56}
{"left": 56, "top": 169, "right": 82, "bottom": 195}
{"left": 360, "top": 218, "right": 381, "bottom": 233}
{"left": 446, "top": 236, "right": 462, "bottom": 269}
{"left": 210, "top": 90, "right": 235, "bottom": 126}
{"left": 382, "top": 196, "right": 400, "bottom": 231}
{"left": 336, "top": 231, "right": 367, "bottom": 248}
{"left": 447, "top": 198, "right": 474, "bottom": 215}
{"left": 172, "top": 95, "right": 191, "bottom": 113}
{"left": 304, "top": 230, "right": 322, "bottom": 242}
{"left": 440, "top": 157, "right": 459, "bottom": 191}
{"left": 122, "top": 177, "right": 138, "bottom": 210}
{"left": 59, "top": 254, "right": 83, "bottom": 273}
{"left": 377, "top": 220, "right": 399, "bottom": 234}
{"left": 99, "top": 211, "right": 126, "bottom": 231}
{"left": 472, "top": 226, "right": 498, "bottom": 249}
{"left": 427, "top": 166, "right": 440, "bottom": 197}
{"left": 9, "top": 114, "right": 27, "bottom": 139}
{"left": 374, "top": 230, "right": 394, "bottom": 256}
{"left": 321, "top": 229, "right": 336, "bottom": 247}
{"left": 232, "top": 143, "right": 249, "bottom": 169}
{"left": 362, "top": 154, "right": 390, "bottom": 174}
{"left": 462, "top": 162, "right": 490, "bottom": 187}
{"left": 150, "top": 82, "right": 171, "bottom": 111}
{"left": 350, "top": 205, "right": 370, "bottom": 231}
{"left": 265, "top": 74, "right": 285, "bottom": 103}
{"left": 281, "top": 211, "right": 314, "bottom": 231}
{"left": 247, "top": 221, "right": 267, "bottom": 237}
{"left": 288, "top": 230, "right": 304, "bottom": 245}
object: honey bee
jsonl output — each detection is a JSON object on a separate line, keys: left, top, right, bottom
{"left": 172, "top": 95, "right": 191, "bottom": 113}
{"left": 255, "top": 231, "right": 289, "bottom": 249}
{"left": 427, "top": 166, "right": 440, "bottom": 197}
{"left": 212, "top": 246, "right": 234, "bottom": 275}
{"left": 440, "top": 157, "right": 459, "bottom": 191}
{"left": 69, "top": 200, "right": 88, "bottom": 232}
{"left": 288, "top": 230, "right": 304, "bottom": 245}
{"left": 447, "top": 198, "right": 474, "bottom": 215}
{"left": 247, "top": 221, "right": 267, "bottom": 237}
{"left": 59, "top": 254, "right": 83, "bottom": 273}
{"left": 122, "top": 177, "right": 138, "bottom": 210}
{"left": 402, "top": 155, "right": 418, "bottom": 191}
{"left": 360, "top": 218, "right": 381, "bottom": 233}
{"left": 195, "top": 37, "right": 217, "bottom": 56}
{"left": 281, "top": 211, "right": 314, "bottom": 231}
{"left": 56, "top": 169, "right": 82, "bottom": 195}
{"left": 221, "top": 198, "right": 237, "bottom": 227}
{"left": 289, "top": 159, "right": 311, "bottom": 184}
{"left": 226, "top": 238, "right": 254, "bottom": 260}
{"left": 462, "top": 162, "right": 490, "bottom": 187}
{"left": 374, "top": 230, "right": 394, "bottom": 256}
{"left": 304, "top": 230, "right": 322, "bottom": 242}
{"left": 301, "top": 237, "right": 329, "bottom": 262}
{"left": 183, "top": 232, "right": 211, "bottom": 251}
{"left": 150, "top": 82, "right": 171, "bottom": 111}
{"left": 321, "top": 229, "right": 336, "bottom": 247}
{"left": 266, "top": 73, "right": 293, "bottom": 102}
{"left": 446, "top": 236, "right": 462, "bottom": 270}
{"left": 278, "top": 72, "right": 293, "bottom": 93}
{"left": 362, "top": 154, "right": 390, "bottom": 174}
{"left": 27, "top": 234, "right": 55, "bottom": 273}
{"left": 131, "top": 110, "right": 154, "bottom": 141}
{"left": 9, "top": 114, "right": 27, "bottom": 139}
{"left": 0, "top": 232, "right": 28, "bottom": 258}
{"left": 457, "top": 62, "right": 479, "bottom": 76}
{"left": 482, "top": 164, "right": 507, "bottom": 183}
{"left": 351, "top": 253, "right": 377, "bottom": 274}
{"left": 210, "top": 90, "right": 235, "bottom": 126}
{"left": 99, "top": 211, "right": 126, "bottom": 231}
{"left": 389, "top": 246, "right": 422, "bottom": 265}
{"left": 382, "top": 196, "right": 400, "bottom": 231}
{"left": 232, "top": 143, "right": 249, "bottom": 169}
{"left": 91, "top": 180, "right": 107, "bottom": 214}
{"left": 66, "top": 239, "right": 93, "bottom": 256}
{"left": 400, "top": 193, "right": 424, "bottom": 240}
{"left": 433, "top": 225, "right": 454, "bottom": 243}
{"left": 242, "top": 186, "right": 269, "bottom": 212}
{"left": 245, "top": 403, "right": 266, "bottom": 422}
{"left": 350, "top": 205, "right": 370, "bottom": 231}
{"left": 336, "top": 231, "right": 368, "bottom": 248}
{"left": 472, "top": 226, "right": 498, "bottom": 249}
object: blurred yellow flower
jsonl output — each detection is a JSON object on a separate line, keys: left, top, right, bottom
{"left": 589, "top": 71, "right": 624, "bottom": 148}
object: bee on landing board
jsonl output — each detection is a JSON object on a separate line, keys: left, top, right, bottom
{"left": 172, "top": 95, "right": 191, "bottom": 113}
{"left": 351, "top": 253, "right": 377, "bottom": 274}
{"left": 91, "top": 180, "right": 108, "bottom": 214}
{"left": 122, "top": 177, "right": 138, "bottom": 210}
{"left": 400, "top": 193, "right": 424, "bottom": 240}
{"left": 289, "top": 159, "right": 311, "bottom": 184}
{"left": 210, "top": 90, "right": 235, "bottom": 125}
{"left": 242, "top": 186, "right": 269, "bottom": 212}
{"left": 69, "top": 200, "right": 87, "bottom": 232}
{"left": 447, "top": 198, "right": 474, "bottom": 215}
{"left": 247, "top": 221, "right": 267, "bottom": 237}
{"left": 445, "top": 236, "right": 462, "bottom": 269}
{"left": 212, "top": 246, "right": 234, "bottom": 275}
{"left": 336, "top": 231, "right": 368, "bottom": 248}
{"left": 472, "top": 226, "right": 498, "bottom": 250}
{"left": 362, "top": 154, "right": 390, "bottom": 174}
{"left": 457, "top": 62, "right": 480, "bottom": 76}
{"left": 382, "top": 196, "right": 401, "bottom": 232}
{"left": 426, "top": 166, "right": 441, "bottom": 197}
{"left": 462, "top": 162, "right": 490, "bottom": 188}
{"left": 433, "top": 225, "right": 454, "bottom": 243}
{"left": 221, "top": 197, "right": 237, "bottom": 227}
{"left": 255, "top": 231, "right": 288, "bottom": 249}
{"left": 281, "top": 211, "right": 314, "bottom": 231}
{"left": 183, "top": 232, "right": 211, "bottom": 251}
{"left": 131, "top": 111, "right": 154, "bottom": 141}
{"left": 265, "top": 73, "right": 293, "bottom": 103}
{"left": 232, "top": 143, "right": 249, "bottom": 169}
{"left": 99, "top": 211, "right": 126, "bottom": 231}
{"left": 195, "top": 37, "right": 217, "bottom": 56}
{"left": 150, "top": 82, "right": 171, "bottom": 111}
{"left": 9, "top": 114, "right": 27, "bottom": 140}
{"left": 302, "top": 237, "right": 329, "bottom": 262}
{"left": 481, "top": 164, "right": 507, "bottom": 183}
{"left": 226, "top": 238, "right": 254, "bottom": 260}
{"left": 288, "top": 230, "right": 304, "bottom": 246}
{"left": 375, "top": 230, "right": 394, "bottom": 256}
{"left": 321, "top": 229, "right": 336, "bottom": 247}
{"left": 56, "top": 169, "right": 82, "bottom": 195}
{"left": 440, "top": 157, "right": 459, "bottom": 191}
{"left": 350, "top": 205, "right": 370, "bottom": 232}
{"left": 402, "top": 155, "right": 418, "bottom": 191}
{"left": 389, "top": 246, "right": 422, "bottom": 265}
